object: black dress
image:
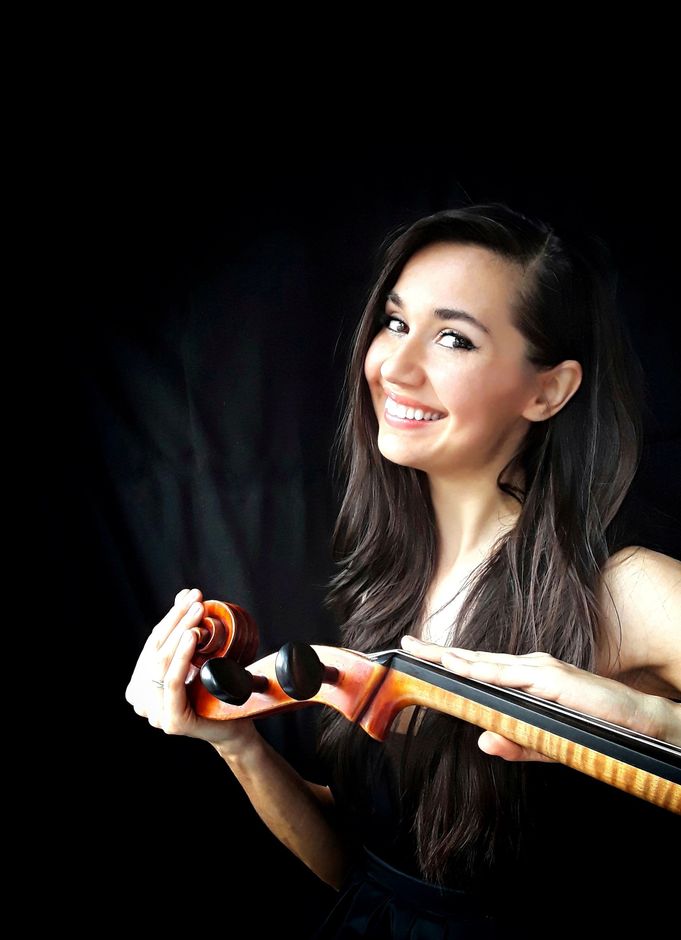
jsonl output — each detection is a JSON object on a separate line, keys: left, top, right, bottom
{"left": 311, "top": 714, "right": 680, "bottom": 938}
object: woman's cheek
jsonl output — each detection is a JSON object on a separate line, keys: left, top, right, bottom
{"left": 364, "top": 339, "right": 383, "bottom": 386}
{"left": 430, "top": 366, "right": 475, "bottom": 413}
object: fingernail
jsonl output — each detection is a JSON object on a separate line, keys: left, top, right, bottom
{"left": 190, "top": 601, "right": 202, "bottom": 614}
{"left": 187, "top": 588, "right": 200, "bottom": 603}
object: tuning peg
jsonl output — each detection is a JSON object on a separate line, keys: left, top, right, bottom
{"left": 275, "top": 642, "right": 340, "bottom": 700}
{"left": 200, "top": 658, "right": 269, "bottom": 706}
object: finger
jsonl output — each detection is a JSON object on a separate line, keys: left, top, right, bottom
{"left": 140, "top": 601, "right": 204, "bottom": 726}
{"left": 401, "top": 637, "right": 552, "bottom": 669}
{"left": 154, "top": 600, "right": 205, "bottom": 675}
{"left": 441, "top": 651, "right": 567, "bottom": 704}
{"left": 159, "top": 629, "right": 199, "bottom": 735}
{"left": 129, "top": 589, "right": 201, "bottom": 681}
{"left": 401, "top": 635, "right": 447, "bottom": 663}
{"left": 442, "top": 651, "right": 542, "bottom": 689}
{"left": 477, "top": 731, "right": 555, "bottom": 764}
{"left": 447, "top": 647, "right": 555, "bottom": 667}
{"left": 402, "top": 638, "right": 571, "bottom": 706}
{"left": 150, "top": 588, "right": 204, "bottom": 649}
{"left": 184, "top": 663, "right": 200, "bottom": 685}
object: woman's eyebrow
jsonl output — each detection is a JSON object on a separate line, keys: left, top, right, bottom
{"left": 387, "top": 291, "right": 491, "bottom": 336}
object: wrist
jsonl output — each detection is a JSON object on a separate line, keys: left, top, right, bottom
{"left": 210, "top": 723, "right": 263, "bottom": 765}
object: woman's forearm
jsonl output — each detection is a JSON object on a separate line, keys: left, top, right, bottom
{"left": 212, "top": 732, "right": 353, "bottom": 890}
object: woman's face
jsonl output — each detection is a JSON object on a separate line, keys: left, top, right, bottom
{"left": 364, "top": 241, "right": 543, "bottom": 479}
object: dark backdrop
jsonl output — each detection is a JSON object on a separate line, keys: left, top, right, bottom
{"left": 45, "top": 154, "right": 680, "bottom": 933}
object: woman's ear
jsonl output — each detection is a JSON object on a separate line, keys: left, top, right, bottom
{"left": 522, "top": 360, "right": 583, "bottom": 422}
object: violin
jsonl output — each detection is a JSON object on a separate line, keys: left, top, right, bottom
{"left": 186, "top": 600, "right": 681, "bottom": 814}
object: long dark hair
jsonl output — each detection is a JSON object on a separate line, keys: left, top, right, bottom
{"left": 317, "top": 202, "right": 646, "bottom": 886}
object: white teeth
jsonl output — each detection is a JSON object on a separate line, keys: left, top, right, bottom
{"left": 384, "top": 397, "right": 444, "bottom": 421}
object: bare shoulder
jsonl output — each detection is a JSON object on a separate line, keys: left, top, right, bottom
{"left": 598, "top": 545, "right": 681, "bottom": 693}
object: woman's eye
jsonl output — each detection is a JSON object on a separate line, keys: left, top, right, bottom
{"left": 380, "top": 313, "right": 407, "bottom": 334}
{"left": 378, "top": 315, "right": 475, "bottom": 351}
{"left": 438, "top": 331, "right": 475, "bottom": 351}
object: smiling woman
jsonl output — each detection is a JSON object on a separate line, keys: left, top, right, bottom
{"left": 364, "top": 242, "right": 582, "bottom": 484}
{"left": 126, "top": 202, "right": 680, "bottom": 939}
{"left": 312, "top": 203, "right": 680, "bottom": 935}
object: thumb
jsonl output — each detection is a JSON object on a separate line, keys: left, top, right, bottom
{"left": 478, "top": 731, "right": 553, "bottom": 763}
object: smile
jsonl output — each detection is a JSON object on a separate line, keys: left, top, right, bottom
{"left": 384, "top": 397, "right": 445, "bottom": 422}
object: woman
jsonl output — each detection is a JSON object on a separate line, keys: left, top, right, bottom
{"left": 126, "top": 204, "right": 680, "bottom": 937}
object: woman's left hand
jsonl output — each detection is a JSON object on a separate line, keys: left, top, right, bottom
{"left": 400, "top": 636, "right": 676, "bottom": 761}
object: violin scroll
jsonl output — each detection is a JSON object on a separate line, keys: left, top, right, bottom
{"left": 190, "top": 600, "right": 259, "bottom": 669}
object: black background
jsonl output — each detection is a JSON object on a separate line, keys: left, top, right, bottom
{"left": 42, "top": 148, "right": 680, "bottom": 933}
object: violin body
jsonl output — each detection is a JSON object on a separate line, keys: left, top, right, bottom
{"left": 187, "top": 600, "right": 681, "bottom": 813}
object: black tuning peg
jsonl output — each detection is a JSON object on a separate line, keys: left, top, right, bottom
{"left": 200, "top": 658, "right": 269, "bottom": 705}
{"left": 275, "top": 642, "right": 339, "bottom": 700}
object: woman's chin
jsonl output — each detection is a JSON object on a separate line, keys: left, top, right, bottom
{"left": 377, "top": 442, "right": 429, "bottom": 473}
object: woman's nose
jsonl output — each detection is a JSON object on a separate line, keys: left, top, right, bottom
{"left": 379, "top": 340, "right": 426, "bottom": 387}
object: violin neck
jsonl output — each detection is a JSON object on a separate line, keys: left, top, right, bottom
{"left": 358, "top": 653, "right": 681, "bottom": 814}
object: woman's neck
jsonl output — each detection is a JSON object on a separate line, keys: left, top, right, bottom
{"left": 428, "top": 471, "right": 521, "bottom": 578}
{"left": 417, "top": 472, "right": 521, "bottom": 645}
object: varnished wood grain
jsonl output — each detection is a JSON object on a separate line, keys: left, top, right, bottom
{"left": 360, "top": 669, "right": 681, "bottom": 813}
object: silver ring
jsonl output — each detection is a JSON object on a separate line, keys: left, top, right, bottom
{"left": 151, "top": 679, "right": 165, "bottom": 689}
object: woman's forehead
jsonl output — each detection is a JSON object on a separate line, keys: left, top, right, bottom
{"left": 390, "top": 243, "right": 524, "bottom": 333}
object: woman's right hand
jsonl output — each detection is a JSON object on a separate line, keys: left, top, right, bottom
{"left": 125, "top": 587, "right": 260, "bottom": 750}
